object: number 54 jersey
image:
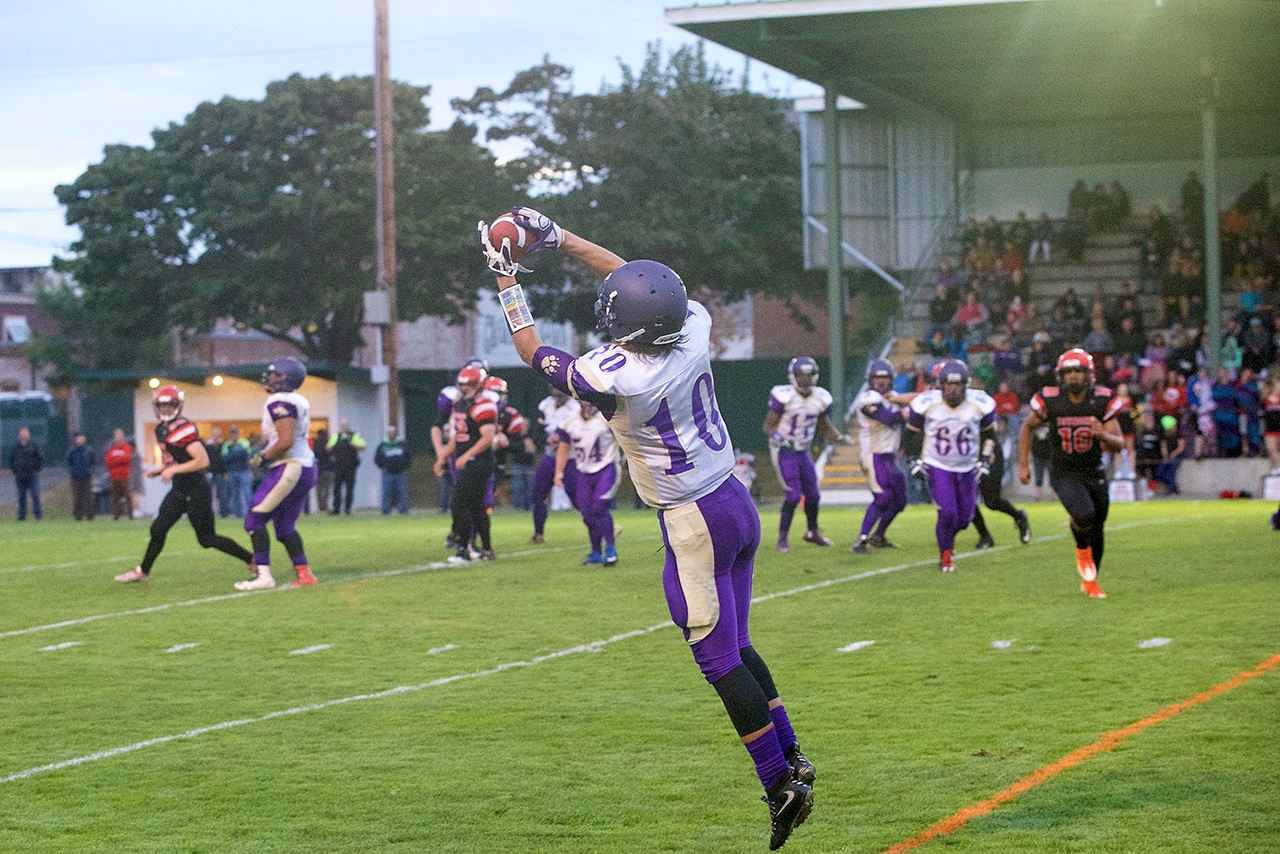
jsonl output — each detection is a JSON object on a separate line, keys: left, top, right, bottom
{"left": 571, "top": 301, "right": 735, "bottom": 509}
{"left": 908, "top": 388, "right": 996, "bottom": 473}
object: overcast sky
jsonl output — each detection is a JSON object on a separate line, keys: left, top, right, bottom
{"left": 0, "top": 0, "right": 817, "bottom": 268}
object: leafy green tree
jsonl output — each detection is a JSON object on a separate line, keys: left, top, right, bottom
{"left": 454, "top": 44, "right": 805, "bottom": 327}
{"left": 50, "top": 73, "right": 512, "bottom": 368}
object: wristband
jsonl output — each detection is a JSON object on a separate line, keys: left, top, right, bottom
{"left": 498, "top": 284, "right": 535, "bottom": 334}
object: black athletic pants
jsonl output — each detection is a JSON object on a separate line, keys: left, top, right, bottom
{"left": 1049, "top": 468, "right": 1110, "bottom": 569}
{"left": 141, "top": 482, "right": 253, "bottom": 573}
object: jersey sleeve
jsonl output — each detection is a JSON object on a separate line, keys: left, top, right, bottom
{"left": 767, "top": 386, "right": 789, "bottom": 414}
{"left": 1096, "top": 387, "right": 1124, "bottom": 421}
{"left": 1029, "top": 391, "right": 1048, "bottom": 418}
{"left": 533, "top": 345, "right": 617, "bottom": 417}
{"left": 164, "top": 419, "right": 201, "bottom": 448}
{"left": 267, "top": 396, "right": 299, "bottom": 422}
{"left": 506, "top": 409, "right": 528, "bottom": 436}
{"left": 470, "top": 399, "right": 499, "bottom": 424}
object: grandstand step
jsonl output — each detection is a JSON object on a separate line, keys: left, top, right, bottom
{"left": 819, "top": 488, "right": 874, "bottom": 506}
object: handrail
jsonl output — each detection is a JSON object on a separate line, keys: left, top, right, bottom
{"left": 804, "top": 216, "right": 906, "bottom": 293}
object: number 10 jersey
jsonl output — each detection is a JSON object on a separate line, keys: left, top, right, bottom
{"left": 571, "top": 301, "right": 735, "bottom": 509}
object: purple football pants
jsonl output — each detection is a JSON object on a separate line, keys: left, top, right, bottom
{"left": 575, "top": 463, "right": 618, "bottom": 552}
{"left": 532, "top": 454, "right": 578, "bottom": 535}
{"left": 245, "top": 462, "right": 317, "bottom": 564}
{"left": 775, "top": 447, "right": 819, "bottom": 505}
{"left": 859, "top": 452, "right": 908, "bottom": 538}
{"left": 926, "top": 465, "right": 978, "bottom": 552}
{"left": 659, "top": 475, "right": 762, "bottom": 684}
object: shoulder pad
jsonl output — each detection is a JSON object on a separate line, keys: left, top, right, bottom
{"left": 1041, "top": 386, "right": 1060, "bottom": 398}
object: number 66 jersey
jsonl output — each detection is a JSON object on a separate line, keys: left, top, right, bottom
{"left": 550, "top": 300, "right": 735, "bottom": 509}
{"left": 908, "top": 387, "right": 996, "bottom": 473}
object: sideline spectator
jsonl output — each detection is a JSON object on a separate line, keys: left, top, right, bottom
{"left": 926, "top": 283, "right": 959, "bottom": 343}
{"left": 312, "top": 427, "right": 332, "bottom": 514}
{"left": 1211, "top": 367, "right": 1243, "bottom": 457}
{"left": 104, "top": 428, "right": 134, "bottom": 520}
{"left": 129, "top": 441, "right": 145, "bottom": 518}
{"left": 1235, "top": 367, "right": 1262, "bottom": 456}
{"left": 221, "top": 426, "right": 253, "bottom": 518}
{"left": 1186, "top": 367, "right": 1217, "bottom": 459}
{"left": 328, "top": 419, "right": 366, "bottom": 514}
{"left": 67, "top": 431, "right": 96, "bottom": 521}
{"left": 205, "top": 427, "right": 228, "bottom": 517}
{"left": 7, "top": 427, "right": 43, "bottom": 521}
{"left": 1113, "top": 315, "right": 1145, "bottom": 363}
{"left": 993, "top": 380, "right": 1022, "bottom": 472}
{"left": 374, "top": 425, "right": 411, "bottom": 515}
{"left": 1080, "top": 316, "right": 1115, "bottom": 359}
{"left": 952, "top": 291, "right": 991, "bottom": 346}
{"left": 1154, "top": 415, "right": 1186, "bottom": 495}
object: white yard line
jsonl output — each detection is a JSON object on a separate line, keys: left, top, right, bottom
{"left": 0, "top": 519, "right": 1177, "bottom": 785}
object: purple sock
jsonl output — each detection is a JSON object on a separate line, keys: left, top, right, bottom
{"left": 770, "top": 704, "right": 798, "bottom": 754}
{"left": 744, "top": 726, "right": 791, "bottom": 791}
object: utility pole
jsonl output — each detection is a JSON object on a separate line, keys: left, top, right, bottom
{"left": 373, "top": 0, "right": 400, "bottom": 430}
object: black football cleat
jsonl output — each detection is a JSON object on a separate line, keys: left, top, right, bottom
{"left": 785, "top": 744, "right": 816, "bottom": 785}
{"left": 867, "top": 534, "right": 896, "bottom": 549}
{"left": 1015, "top": 509, "right": 1032, "bottom": 543}
{"left": 851, "top": 537, "right": 870, "bottom": 554}
{"left": 763, "top": 772, "right": 813, "bottom": 851}
{"left": 975, "top": 535, "right": 995, "bottom": 549}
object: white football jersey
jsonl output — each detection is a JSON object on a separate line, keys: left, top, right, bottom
{"left": 558, "top": 412, "right": 619, "bottom": 475}
{"left": 767, "top": 384, "right": 833, "bottom": 452}
{"left": 853, "top": 389, "right": 903, "bottom": 455}
{"left": 572, "top": 301, "right": 735, "bottom": 509}
{"left": 262, "top": 391, "right": 315, "bottom": 467}
{"left": 538, "top": 395, "right": 581, "bottom": 456}
{"left": 908, "top": 388, "right": 995, "bottom": 473}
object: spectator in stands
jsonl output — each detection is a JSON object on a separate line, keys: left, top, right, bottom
{"left": 1020, "top": 301, "right": 1046, "bottom": 343}
{"left": 1008, "top": 211, "right": 1033, "bottom": 256}
{"left": 1054, "top": 287, "right": 1088, "bottom": 344}
{"left": 925, "top": 328, "right": 950, "bottom": 360}
{"left": 964, "top": 236, "right": 999, "bottom": 276}
{"left": 1186, "top": 366, "right": 1217, "bottom": 459}
{"left": 999, "top": 241, "right": 1025, "bottom": 278}
{"left": 1067, "top": 180, "right": 1091, "bottom": 223}
{"left": 1142, "top": 331, "right": 1169, "bottom": 388}
{"left": 1212, "top": 367, "right": 1243, "bottom": 457}
{"left": 945, "top": 323, "right": 969, "bottom": 362}
{"left": 1235, "top": 367, "right": 1262, "bottom": 456}
{"left": 982, "top": 215, "right": 1006, "bottom": 247}
{"left": 1028, "top": 213, "right": 1053, "bottom": 264}
{"left": 1060, "top": 216, "right": 1088, "bottom": 262}
{"left": 1106, "top": 181, "right": 1131, "bottom": 229}
{"left": 1004, "top": 295, "right": 1028, "bottom": 346}
{"left": 960, "top": 218, "right": 981, "bottom": 252}
{"left": 1081, "top": 316, "right": 1115, "bottom": 360}
{"left": 1241, "top": 316, "right": 1274, "bottom": 374}
{"left": 926, "top": 282, "right": 959, "bottom": 343}
{"left": 1113, "top": 315, "right": 1145, "bottom": 364}
{"left": 1112, "top": 382, "right": 1137, "bottom": 477}
{"left": 952, "top": 291, "right": 990, "bottom": 346}
{"left": 1263, "top": 376, "right": 1280, "bottom": 474}
{"left": 1234, "top": 172, "right": 1271, "bottom": 218}
{"left": 936, "top": 259, "right": 965, "bottom": 291}
{"left": 1152, "top": 368, "right": 1188, "bottom": 425}
{"left": 1221, "top": 322, "right": 1243, "bottom": 379}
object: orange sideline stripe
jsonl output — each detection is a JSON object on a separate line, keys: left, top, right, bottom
{"left": 882, "top": 652, "right": 1280, "bottom": 854}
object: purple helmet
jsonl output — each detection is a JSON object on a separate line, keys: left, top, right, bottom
{"left": 937, "top": 359, "right": 969, "bottom": 387}
{"left": 867, "top": 359, "right": 894, "bottom": 382}
{"left": 594, "top": 260, "right": 688, "bottom": 346}
{"left": 788, "top": 357, "right": 819, "bottom": 387}
{"left": 263, "top": 357, "right": 307, "bottom": 393}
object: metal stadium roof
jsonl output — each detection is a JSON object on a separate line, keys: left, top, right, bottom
{"left": 666, "top": 0, "right": 1280, "bottom": 126}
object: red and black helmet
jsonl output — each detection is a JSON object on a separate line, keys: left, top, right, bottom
{"left": 153, "top": 385, "right": 184, "bottom": 422}
{"left": 1056, "top": 348, "right": 1095, "bottom": 385}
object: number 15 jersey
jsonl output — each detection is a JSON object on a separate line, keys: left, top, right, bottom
{"left": 570, "top": 301, "right": 735, "bottom": 509}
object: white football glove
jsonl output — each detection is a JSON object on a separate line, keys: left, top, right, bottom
{"left": 908, "top": 458, "right": 926, "bottom": 480}
{"left": 976, "top": 459, "right": 991, "bottom": 479}
{"left": 509, "top": 206, "right": 564, "bottom": 253}
{"left": 477, "top": 220, "right": 531, "bottom": 278}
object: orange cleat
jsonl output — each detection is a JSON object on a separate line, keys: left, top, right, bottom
{"left": 1081, "top": 579, "right": 1107, "bottom": 599}
{"left": 1075, "top": 547, "right": 1097, "bottom": 582}
{"left": 114, "top": 567, "right": 147, "bottom": 583}
{"left": 939, "top": 549, "right": 955, "bottom": 572}
{"left": 292, "top": 564, "right": 317, "bottom": 587}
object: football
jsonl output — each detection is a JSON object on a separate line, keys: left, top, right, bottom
{"left": 487, "top": 214, "right": 529, "bottom": 265}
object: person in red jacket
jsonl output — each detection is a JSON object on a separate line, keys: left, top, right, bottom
{"left": 103, "top": 428, "right": 134, "bottom": 520}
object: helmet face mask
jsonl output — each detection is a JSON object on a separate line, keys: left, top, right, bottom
{"left": 457, "top": 365, "right": 486, "bottom": 397}
{"left": 153, "top": 385, "right": 184, "bottom": 422}
{"left": 595, "top": 260, "right": 688, "bottom": 347}
{"left": 937, "top": 359, "right": 970, "bottom": 407}
{"left": 788, "top": 357, "right": 819, "bottom": 395}
{"left": 867, "top": 358, "right": 894, "bottom": 394}
{"left": 1056, "top": 348, "right": 1094, "bottom": 393}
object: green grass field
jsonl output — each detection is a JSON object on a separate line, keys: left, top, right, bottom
{"left": 1, "top": 499, "right": 1277, "bottom": 853}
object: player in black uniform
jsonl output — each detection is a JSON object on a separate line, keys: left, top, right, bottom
{"left": 433, "top": 365, "right": 498, "bottom": 563}
{"left": 114, "top": 386, "right": 253, "bottom": 583}
{"left": 1018, "top": 349, "right": 1124, "bottom": 598}
{"left": 970, "top": 419, "right": 1031, "bottom": 549}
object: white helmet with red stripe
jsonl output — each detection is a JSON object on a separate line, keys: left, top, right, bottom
{"left": 1056, "top": 348, "right": 1095, "bottom": 389}
{"left": 457, "top": 364, "right": 486, "bottom": 397}
{"left": 153, "top": 385, "right": 184, "bottom": 422}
